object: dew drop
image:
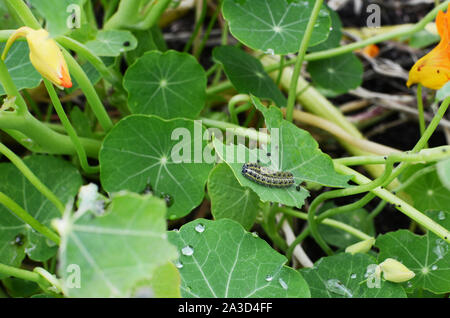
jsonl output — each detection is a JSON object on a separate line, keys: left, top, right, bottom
{"left": 175, "top": 260, "right": 184, "bottom": 269}
{"left": 252, "top": 232, "right": 259, "bottom": 238}
{"left": 325, "top": 279, "right": 353, "bottom": 298}
{"left": 438, "top": 211, "right": 446, "bottom": 220}
{"left": 433, "top": 239, "right": 448, "bottom": 260}
{"left": 278, "top": 278, "right": 288, "bottom": 290}
{"left": 181, "top": 245, "right": 194, "bottom": 256}
{"left": 265, "top": 275, "right": 273, "bottom": 282}
{"left": 195, "top": 223, "right": 205, "bottom": 233}
{"left": 350, "top": 273, "right": 357, "bottom": 279}
{"left": 319, "top": 9, "right": 329, "bottom": 17}
{"left": 407, "top": 282, "right": 413, "bottom": 288}
{"left": 265, "top": 48, "right": 275, "bottom": 55}
{"left": 431, "top": 265, "right": 438, "bottom": 271}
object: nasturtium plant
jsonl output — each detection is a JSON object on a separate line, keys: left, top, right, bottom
{"left": 124, "top": 50, "right": 206, "bottom": 119}
{"left": 0, "top": 156, "right": 82, "bottom": 271}
{"left": 222, "top": 0, "right": 331, "bottom": 55}
{"left": 213, "top": 46, "right": 287, "bottom": 107}
{"left": 0, "top": 0, "right": 449, "bottom": 301}
{"left": 99, "top": 115, "right": 213, "bottom": 219}
{"left": 168, "top": 218, "right": 310, "bottom": 298}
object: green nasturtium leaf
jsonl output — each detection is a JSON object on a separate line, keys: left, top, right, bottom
{"left": 0, "top": 42, "right": 42, "bottom": 96}
{"left": 124, "top": 50, "right": 206, "bottom": 119}
{"left": 84, "top": 30, "right": 137, "bottom": 57}
{"left": 100, "top": 115, "right": 213, "bottom": 219}
{"left": 307, "top": 53, "right": 363, "bottom": 94}
{"left": 208, "top": 163, "right": 260, "bottom": 230}
{"left": 212, "top": 46, "right": 287, "bottom": 107}
{"left": 0, "top": 1, "right": 21, "bottom": 29}
{"left": 125, "top": 27, "right": 167, "bottom": 66}
{"left": 318, "top": 202, "right": 375, "bottom": 249}
{"left": 222, "top": 0, "right": 331, "bottom": 55}
{"left": 401, "top": 164, "right": 450, "bottom": 212}
{"left": 29, "top": 0, "right": 87, "bottom": 37}
{"left": 437, "top": 158, "right": 450, "bottom": 191}
{"left": 408, "top": 30, "right": 440, "bottom": 49}
{"left": 308, "top": 4, "right": 342, "bottom": 52}
{"left": 376, "top": 211, "right": 450, "bottom": 294}
{"left": 56, "top": 191, "right": 178, "bottom": 297}
{"left": 143, "top": 262, "right": 181, "bottom": 298}
{"left": 252, "top": 96, "right": 350, "bottom": 188}
{"left": 168, "top": 218, "right": 310, "bottom": 298}
{"left": 300, "top": 253, "right": 407, "bottom": 298}
{"left": 0, "top": 156, "right": 82, "bottom": 269}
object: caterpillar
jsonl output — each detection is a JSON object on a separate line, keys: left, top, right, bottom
{"left": 241, "top": 163, "right": 295, "bottom": 188}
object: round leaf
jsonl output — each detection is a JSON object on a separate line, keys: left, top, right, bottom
{"left": 100, "top": 115, "right": 213, "bottom": 219}
{"left": 222, "top": 0, "right": 331, "bottom": 55}
{"left": 301, "top": 253, "right": 407, "bottom": 298}
{"left": 168, "top": 218, "right": 310, "bottom": 298}
{"left": 124, "top": 50, "right": 206, "bottom": 119}
{"left": 307, "top": 53, "right": 363, "bottom": 94}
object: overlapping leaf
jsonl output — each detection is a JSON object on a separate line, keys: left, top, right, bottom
{"left": 100, "top": 115, "right": 213, "bottom": 219}
{"left": 208, "top": 163, "right": 260, "bottom": 230}
{"left": 0, "top": 156, "right": 82, "bottom": 270}
{"left": 301, "top": 253, "right": 407, "bottom": 298}
{"left": 84, "top": 30, "right": 137, "bottom": 57}
{"left": 57, "top": 192, "right": 178, "bottom": 297}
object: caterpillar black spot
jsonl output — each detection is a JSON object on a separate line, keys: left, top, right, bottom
{"left": 241, "top": 163, "right": 294, "bottom": 188}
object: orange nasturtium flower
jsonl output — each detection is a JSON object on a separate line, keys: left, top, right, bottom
{"left": 1, "top": 27, "right": 72, "bottom": 89}
{"left": 407, "top": 5, "right": 450, "bottom": 90}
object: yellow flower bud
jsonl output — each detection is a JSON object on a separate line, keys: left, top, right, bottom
{"left": 345, "top": 238, "right": 375, "bottom": 255}
{"left": 1, "top": 27, "right": 72, "bottom": 89}
{"left": 379, "top": 258, "right": 416, "bottom": 283}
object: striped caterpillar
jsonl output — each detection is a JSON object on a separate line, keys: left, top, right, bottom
{"left": 241, "top": 163, "right": 295, "bottom": 188}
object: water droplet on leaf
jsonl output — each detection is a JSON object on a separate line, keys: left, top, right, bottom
{"left": 181, "top": 245, "right": 194, "bottom": 256}
{"left": 195, "top": 223, "right": 205, "bottom": 233}
{"left": 325, "top": 279, "right": 353, "bottom": 298}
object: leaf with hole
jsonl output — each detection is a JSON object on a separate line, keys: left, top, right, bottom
{"left": 100, "top": 115, "right": 213, "bottom": 219}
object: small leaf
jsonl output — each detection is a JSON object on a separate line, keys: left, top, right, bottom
{"left": 307, "top": 53, "right": 363, "bottom": 94}
{"left": 168, "top": 218, "right": 310, "bottom": 298}
{"left": 0, "top": 42, "right": 41, "bottom": 96}
{"left": 208, "top": 163, "right": 260, "bottom": 230}
{"left": 222, "top": 0, "right": 331, "bottom": 55}
{"left": 300, "top": 253, "right": 407, "bottom": 298}
{"left": 124, "top": 50, "right": 206, "bottom": 119}
{"left": 100, "top": 115, "right": 213, "bottom": 219}
{"left": 56, "top": 192, "right": 178, "bottom": 297}
{"left": 376, "top": 211, "right": 450, "bottom": 294}
{"left": 84, "top": 30, "right": 137, "bottom": 57}
{"left": 213, "top": 46, "right": 286, "bottom": 107}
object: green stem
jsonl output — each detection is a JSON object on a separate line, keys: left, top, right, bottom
{"left": 43, "top": 79, "right": 99, "bottom": 174}
{"left": 0, "top": 192, "right": 60, "bottom": 244}
{"left": 335, "top": 163, "right": 450, "bottom": 243}
{"left": 0, "top": 263, "right": 45, "bottom": 284}
{"left": 184, "top": 0, "right": 207, "bottom": 53}
{"left": 367, "top": 200, "right": 387, "bottom": 221}
{"left": 286, "top": 0, "right": 324, "bottom": 122}
{"left": 0, "top": 59, "right": 28, "bottom": 115}
{"left": 228, "top": 94, "right": 251, "bottom": 124}
{"left": 417, "top": 84, "right": 428, "bottom": 148}
{"left": 0, "top": 142, "right": 65, "bottom": 214}
{"left": 195, "top": 1, "right": 220, "bottom": 59}
{"left": 61, "top": 50, "right": 113, "bottom": 132}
